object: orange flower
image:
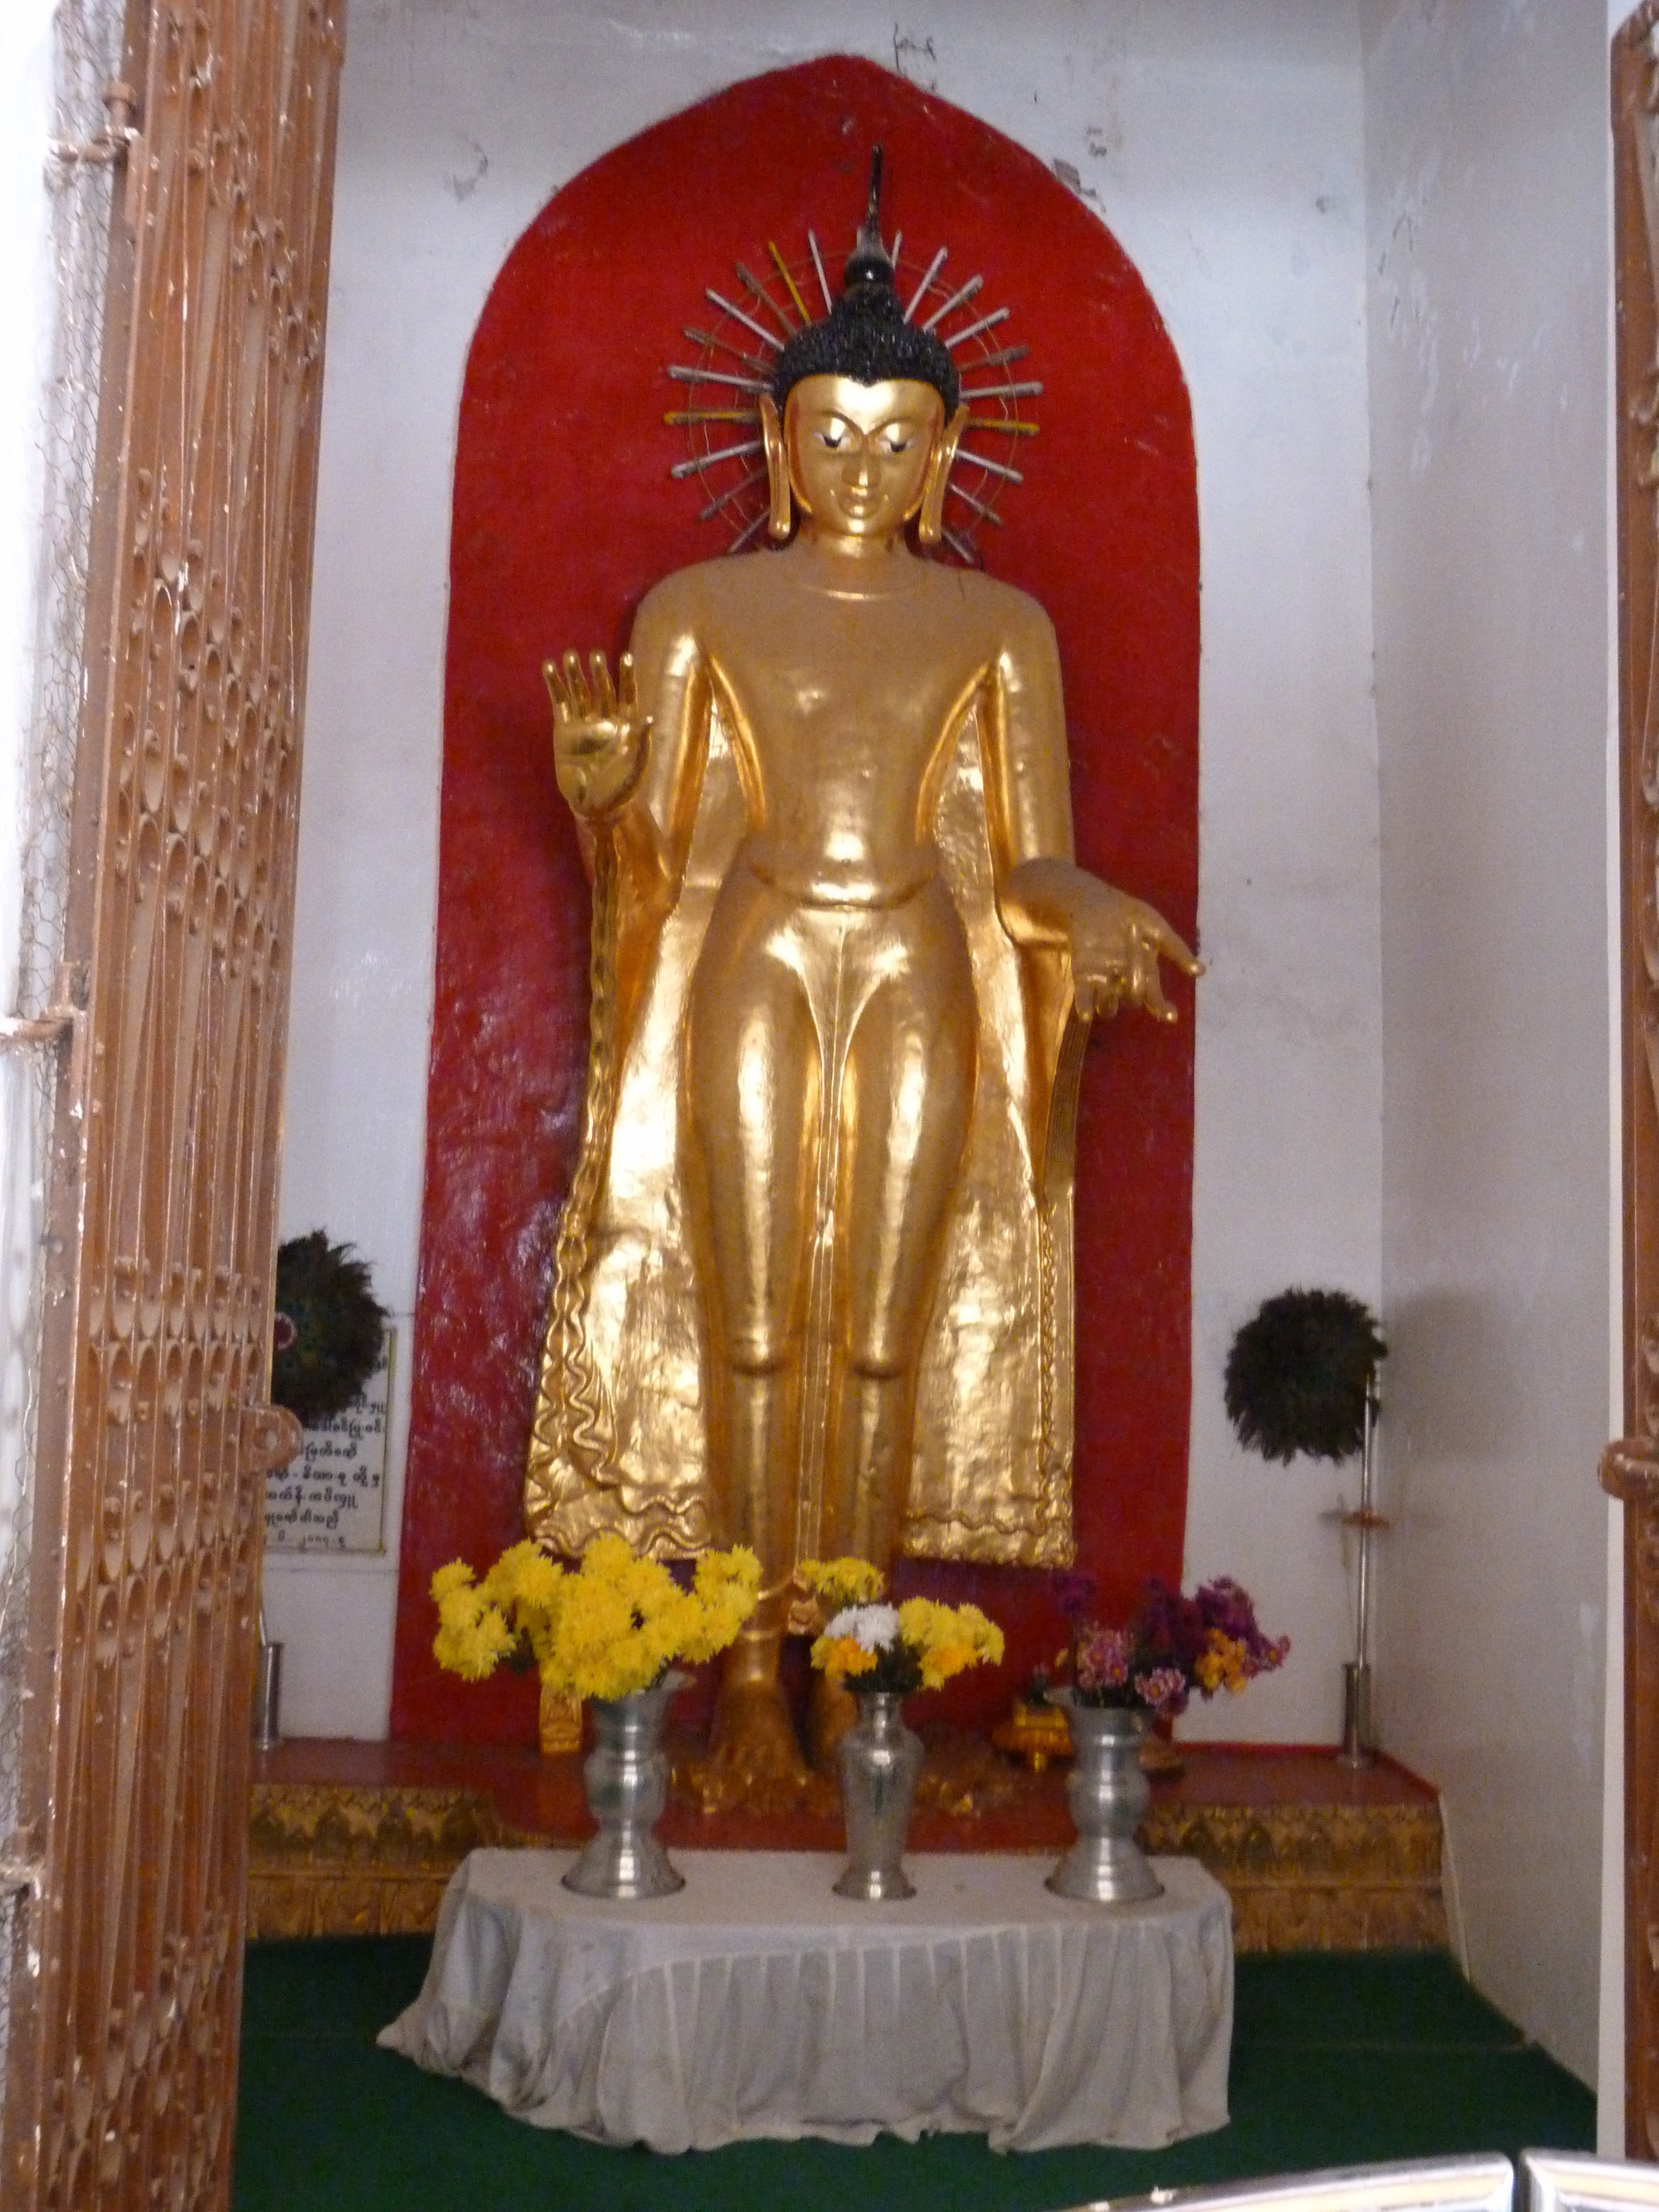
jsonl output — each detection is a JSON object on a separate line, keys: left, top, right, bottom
{"left": 811, "top": 1633, "right": 879, "bottom": 1678}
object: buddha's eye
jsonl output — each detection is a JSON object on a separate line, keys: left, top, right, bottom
{"left": 817, "top": 426, "right": 847, "bottom": 451}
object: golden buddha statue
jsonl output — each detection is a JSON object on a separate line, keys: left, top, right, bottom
{"left": 525, "top": 157, "right": 1197, "bottom": 1781}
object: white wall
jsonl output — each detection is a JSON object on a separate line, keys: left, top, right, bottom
{"left": 269, "top": 0, "right": 1386, "bottom": 1742}
{"left": 0, "top": 3, "right": 56, "bottom": 983}
{"left": 0, "top": 0, "right": 56, "bottom": 2111}
{"left": 0, "top": 0, "right": 60, "bottom": 1641}
{"left": 1364, "top": 0, "right": 1611, "bottom": 2088}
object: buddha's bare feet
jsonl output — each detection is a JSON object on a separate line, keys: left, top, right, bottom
{"left": 807, "top": 1669, "right": 859, "bottom": 1771}
{"left": 698, "top": 1678, "right": 810, "bottom": 1813}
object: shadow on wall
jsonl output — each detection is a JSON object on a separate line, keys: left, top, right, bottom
{"left": 1379, "top": 1289, "right": 1522, "bottom": 1486}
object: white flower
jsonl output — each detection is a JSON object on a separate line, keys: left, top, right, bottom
{"left": 825, "top": 1603, "right": 902, "bottom": 1653}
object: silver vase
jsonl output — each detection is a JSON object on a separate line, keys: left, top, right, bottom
{"left": 563, "top": 1673, "right": 685, "bottom": 1900}
{"left": 1045, "top": 1697, "right": 1164, "bottom": 1904}
{"left": 834, "top": 1689, "right": 924, "bottom": 1901}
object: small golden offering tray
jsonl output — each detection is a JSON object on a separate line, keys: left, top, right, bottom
{"left": 990, "top": 1700, "right": 1073, "bottom": 1773}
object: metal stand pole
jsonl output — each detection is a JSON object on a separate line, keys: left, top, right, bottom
{"left": 252, "top": 1600, "right": 283, "bottom": 1749}
{"left": 1338, "top": 1377, "right": 1380, "bottom": 1767}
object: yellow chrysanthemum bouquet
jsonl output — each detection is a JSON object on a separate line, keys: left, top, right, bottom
{"left": 432, "top": 1535, "right": 761, "bottom": 1704}
{"left": 799, "top": 1557, "right": 1005, "bottom": 1695}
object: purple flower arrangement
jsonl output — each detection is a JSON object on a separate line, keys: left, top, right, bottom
{"left": 1068, "top": 1576, "right": 1290, "bottom": 1720}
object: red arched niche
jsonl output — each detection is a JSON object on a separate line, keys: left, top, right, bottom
{"left": 392, "top": 55, "right": 1199, "bottom": 1742}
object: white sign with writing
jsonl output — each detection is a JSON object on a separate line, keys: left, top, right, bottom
{"left": 264, "top": 1333, "right": 393, "bottom": 1553}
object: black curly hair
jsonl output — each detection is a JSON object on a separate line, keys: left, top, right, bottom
{"left": 771, "top": 149, "right": 961, "bottom": 419}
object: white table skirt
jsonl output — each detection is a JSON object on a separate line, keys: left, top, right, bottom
{"left": 378, "top": 1848, "right": 1233, "bottom": 2153}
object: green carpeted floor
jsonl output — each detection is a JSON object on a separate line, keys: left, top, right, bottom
{"left": 234, "top": 1938, "right": 1594, "bottom": 2212}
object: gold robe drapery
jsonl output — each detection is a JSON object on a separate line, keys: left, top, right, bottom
{"left": 524, "top": 699, "right": 1089, "bottom": 1569}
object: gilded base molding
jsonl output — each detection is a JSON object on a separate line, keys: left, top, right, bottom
{"left": 248, "top": 1771, "right": 1445, "bottom": 1952}
{"left": 1144, "top": 1800, "right": 1443, "bottom": 1884}
{"left": 1142, "top": 1798, "right": 1447, "bottom": 1955}
{"left": 246, "top": 1783, "right": 533, "bottom": 1941}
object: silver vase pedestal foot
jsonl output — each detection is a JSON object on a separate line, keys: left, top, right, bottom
{"left": 1045, "top": 1698, "right": 1165, "bottom": 1906}
{"left": 834, "top": 1689, "right": 924, "bottom": 1901}
{"left": 563, "top": 1674, "right": 686, "bottom": 1901}
{"left": 1338, "top": 1658, "right": 1375, "bottom": 1768}
{"left": 251, "top": 1638, "right": 283, "bottom": 1749}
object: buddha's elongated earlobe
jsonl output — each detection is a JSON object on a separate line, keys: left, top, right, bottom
{"left": 761, "top": 393, "right": 793, "bottom": 541}
{"left": 917, "top": 404, "right": 970, "bottom": 548}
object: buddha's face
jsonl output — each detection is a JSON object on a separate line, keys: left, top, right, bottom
{"left": 785, "top": 375, "right": 946, "bottom": 544}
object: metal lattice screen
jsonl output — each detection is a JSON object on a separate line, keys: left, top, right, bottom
{"left": 0, "top": 0, "right": 126, "bottom": 2095}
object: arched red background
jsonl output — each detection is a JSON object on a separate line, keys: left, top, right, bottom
{"left": 391, "top": 55, "right": 1199, "bottom": 1742}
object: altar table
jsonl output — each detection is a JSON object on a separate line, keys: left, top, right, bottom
{"left": 378, "top": 1847, "right": 1233, "bottom": 2152}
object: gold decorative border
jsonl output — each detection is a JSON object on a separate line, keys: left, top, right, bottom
{"left": 1145, "top": 1800, "right": 1444, "bottom": 1884}
{"left": 247, "top": 1780, "right": 1444, "bottom": 1952}
{"left": 1145, "top": 1800, "right": 1446, "bottom": 1956}
{"left": 247, "top": 1785, "right": 533, "bottom": 1941}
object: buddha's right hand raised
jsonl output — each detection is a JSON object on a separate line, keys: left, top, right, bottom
{"left": 544, "top": 650, "right": 652, "bottom": 819}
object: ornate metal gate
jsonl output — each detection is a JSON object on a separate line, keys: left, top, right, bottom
{"left": 1, "top": 0, "right": 343, "bottom": 2202}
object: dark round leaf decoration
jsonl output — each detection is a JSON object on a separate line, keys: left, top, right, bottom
{"left": 1224, "top": 1288, "right": 1384, "bottom": 1465}
{"left": 272, "top": 1231, "right": 389, "bottom": 1428}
